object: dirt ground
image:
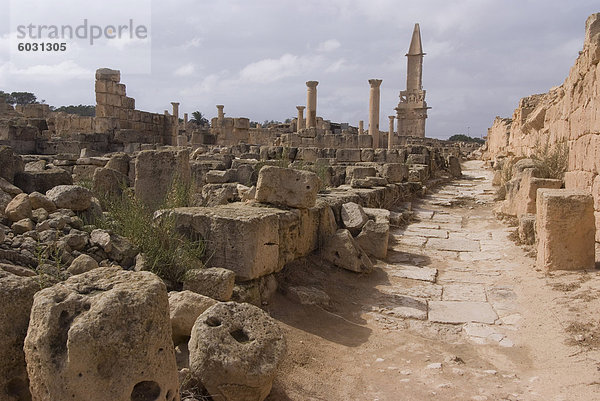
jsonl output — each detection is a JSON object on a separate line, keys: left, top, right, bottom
{"left": 265, "top": 160, "right": 600, "bottom": 401}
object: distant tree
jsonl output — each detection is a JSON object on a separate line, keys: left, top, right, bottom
{"left": 448, "top": 134, "right": 484, "bottom": 144}
{"left": 250, "top": 121, "right": 259, "bottom": 128}
{"left": 5, "top": 91, "right": 38, "bottom": 105}
{"left": 262, "top": 120, "right": 281, "bottom": 126}
{"left": 284, "top": 118, "right": 292, "bottom": 124}
{"left": 189, "top": 111, "right": 210, "bottom": 127}
{"left": 53, "top": 104, "right": 96, "bottom": 116}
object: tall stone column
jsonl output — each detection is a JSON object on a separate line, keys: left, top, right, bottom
{"left": 216, "top": 105, "right": 225, "bottom": 122}
{"left": 306, "top": 81, "right": 318, "bottom": 128}
{"left": 184, "top": 113, "right": 188, "bottom": 131}
{"left": 368, "top": 79, "right": 382, "bottom": 148}
{"left": 388, "top": 115, "right": 395, "bottom": 150}
{"left": 359, "top": 120, "right": 364, "bottom": 135}
{"left": 170, "top": 102, "right": 180, "bottom": 145}
{"left": 296, "top": 106, "right": 305, "bottom": 131}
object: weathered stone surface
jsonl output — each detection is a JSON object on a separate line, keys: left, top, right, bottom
{"left": 518, "top": 213, "right": 536, "bottom": 245}
{"left": 0, "top": 271, "right": 38, "bottom": 401}
{"left": 447, "top": 155, "right": 462, "bottom": 178}
{"left": 287, "top": 286, "right": 330, "bottom": 306}
{"left": 14, "top": 168, "right": 73, "bottom": 194}
{"left": 183, "top": 268, "right": 235, "bottom": 301}
{"left": 28, "top": 191, "right": 56, "bottom": 213}
{"left": 46, "top": 185, "right": 92, "bottom": 211}
{"left": 427, "top": 237, "right": 480, "bottom": 252}
{"left": 105, "top": 153, "right": 130, "bottom": 175}
{"left": 135, "top": 149, "right": 191, "bottom": 210}
{"left": 389, "top": 263, "right": 437, "bottom": 282}
{"left": 536, "top": 189, "right": 595, "bottom": 271}
{"left": 189, "top": 302, "right": 286, "bottom": 401}
{"left": 170, "top": 205, "right": 280, "bottom": 281}
{"left": 24, "top": 267, "right": 179, "bottom": 401}
{"left": 442, "top": 284, "right": 487, "bottom": 302}
{"left": 5, "top": 193, "right": 32, "bottom": 222}
{"left": 0, "top": 177, "right": 23, "bottom": 196}
{"left": 12, "top": 218, "right": 34, "bottom": 234}
{"left": 320, "top": 229, "right": 373, "bottom": 273}
{"left": 0, "top": 146, "right": 24, "bottom": 184}
{"left": 255, "top": 166, "right": 320, "bottom": 209}
{"left": 381, "top": 163, "right": 408, "bottom": 183}
{"left": 168, "top": 290, "right": 217, "bottom": 346}
{"left": 428, "top": 301, "right": 498, "bottom": 324}
{"left": 92, "top": 167, "right": 129, "bottom": 198}
{"left": 67, "top": 254, "right": 99, "bottom": 275}
{"left": 356, "top": 219, "right": 389, "bottom": 259}
{"left": 341, "top": 202, "right": 368, "bottom": 235}
{"left": 206, "top": 169, "right": 233, "bottom": 184}
{"left": 89, "top": 229, "right": 138, "bottom": 268}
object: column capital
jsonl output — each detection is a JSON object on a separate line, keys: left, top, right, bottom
{"left": 296, "top": 105, "right": 306, "bottom": 111}
{"left": 306, "top": 81, "right": 319, "bottom": 88}
{"left": 216, "top": 104, "right": 224, "bottom": 109}
{"left": 368, "top": 79, "right": 383, "bottom": 88}
{"left": 388, "top": 115, "right": 395, "bottom": 120}
{"left": 170, "top": 102, "right": 180, "bottom": 106}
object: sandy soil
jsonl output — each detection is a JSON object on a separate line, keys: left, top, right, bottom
{"left": 265, "top": 160, "right": 600, "bottom": 401}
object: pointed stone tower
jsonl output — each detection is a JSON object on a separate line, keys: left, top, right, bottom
{"left": 396, "top": 23, "right": 430, "bottom": 138}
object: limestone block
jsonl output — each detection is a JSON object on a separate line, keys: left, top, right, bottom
{"left": 518, "top": 213, "right": 536, "bottom": 245}
{"left": 105, "top": 153, "right": 130, "bottom": 175}
{"left": 5, "top": 193, "right": 32, "bottom": 222}
{"left": 206, "top": 169, "right": 233, "bottom": 184}
{"left": 12, "top": 218, "right": 34, "bottom": 234}
{"left": 24, "top": 267, "right": 179, "bottom": 401}
{"left": 0, "top": 146, "right": 25, "bottom": 184}
{"left": 134, "top": 149, "right": 191, "bottom": 210}
{"left": 95, "top": 68, "right": 120, "bottom": 82}
{"left": 564, "top": 170, "right": 595, "bottom": 192}
{"left": 447, "top": 155, "right": 462, "bottom": 178}
{"left": 188, "top": 302, "right": 286, "bottom": 401}
{"left": 168, "top": 290, "right": 216, "bottom": 346}
{"left": 341, "top": 202, "right": 368, "bottom": 235}
{"left": 170, "top": 205, "right": 280, "bottom": 281}
{"left": 356, "top": 219, "right": 389, "bottom": 259}
{"left": 536, "top": 189, "right": 595, "bottom": 271}
{"left": 183, "top": 268, "right": 235, "bottom": 301}
{"left": 320, "top": 229, "right": 373, "bottom": 273}
{"left": 345, "top": 166, "right": 377, "bottom": 183}
{"left": 335, "top": 148, "right": 361, "bottom": 162}
{"left": 0, "top": 271, "right": 38, "bottom": 401}
{"left": 0, "top": 177, "right": 22, "bottom": 197}
{"left": 361, "top": 148, "right": 374, "bottom": 162}
{"left": 92, "top": 167, "right": 130, "bottom": 198}
{"left": 46, "top": 185, "right": 92, "bottom": 211}
{"left": 255, "top": 166, "right": 320, "bottom": 209}
{"left": 72, "top": 164, "right": 99, "bottom": 182}
{"left": 298, "top": 147, "right": 318, "bottom": 162}
{"left": 381, "top": 163, "right": 408, "bottom": 183}
{"left": 408, "top": 165, "right": 429, "bottom": 182}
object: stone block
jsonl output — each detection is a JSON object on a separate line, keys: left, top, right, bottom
{"left": 320, "top": 229, "right": 373, "bottom": 273}
{"left": 255, "top": 166, "right": 320, "bottom": 209}
{"left": 335, "top": 148, "right": 361, "bottom": 162}
{"left": 382, "top": 163, "right": 408, "bottom": 183}
{"left": 518, "top": 213, "right": 536, "bottom": 245}
{"left": 536, "top": 189, "right": 595, "bottom": 270}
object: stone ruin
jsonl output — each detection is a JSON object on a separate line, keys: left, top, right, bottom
{"left": 0, "top": 22, "right": 490, "bottom": 401}
{"left": 484, "top": 13, "right": 600, "bottom": 271}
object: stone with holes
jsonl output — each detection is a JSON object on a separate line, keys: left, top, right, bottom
{"left": 24, "top": 267, "right": 180, "bottom": 401}
{"left": 0, "top": 270, "right": 38, "bottom": 401}
{"left": 188, "top": 302, "right": 286, "bottom": 401}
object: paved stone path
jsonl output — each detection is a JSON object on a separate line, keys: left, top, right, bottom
{"left": 369, "top": 161, "right": 521, "bottom": 346}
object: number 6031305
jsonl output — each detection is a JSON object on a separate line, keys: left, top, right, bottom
{"left": 17, "top": 42, "right": 67, "bottom": 51}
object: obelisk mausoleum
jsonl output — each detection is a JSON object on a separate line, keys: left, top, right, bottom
{"left": 396, "top": 23, "right": 430, "bottom": 138}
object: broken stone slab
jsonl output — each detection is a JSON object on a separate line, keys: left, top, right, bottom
{"left": 92, "top": 167, "right": 130, "bottom": 198}
{"left": 0, "top": 146, "right": 24, "bottom": 184}
{"left": 518, "top": 213, "right": 536, "bottom": 245}
{"left": 383, "top": 295, "right": 428, "bottom": 320}
{"left": 28, "top": 191, "right": 56, "bottom": 213}
{"left": 183, "top": 267, "right": 235, "bottom": 302}
{"left": 341, "top": 202, "right": 368, "bottom": 235}
{"left": 428, "top": 301, "right": 498, "bottom": 324}
{"left": 255, "top": 166, "right": 320, "bottom": 209}
{"left": 206, "top": 169, "right": 233, "bottom": 184}
{"left": 427, "top": 237, "right": 480, "bottom": 252}
{"left": 24, "top": 267, "right": 179, "bottom": 401}
{"left": 67, "top": 254, "right": 99, "bottom": 275}
{"left": 168, "top": 290, "right": 217, "bottom": 346}
{"left": 320, "top": 229, "right": 373, "bottom": 273}
{"left": 287, "top": 286, "right": 330, "bottom": 306}
{"left": 0, "top": 177, "right": 22, "bottom": 197}
{"left": 5, "top": 193, "right": 32, "bottom": 222}
{"left": 536, "top": 189, "right": 595, "bottom": 271}
{"left": 381, "top": 163, "right": 408, "bottom": 183}
{"left": 447, "top": 155, "right": 462, "bottom": 178}
{"left": 388, "top": 263, "right": 438, "bottom": 282}
{"left": 398, "top": 227, "right": 449, "bottom": 238}
{"left": 188, "top": 302, "right": 286, "bottom": 401}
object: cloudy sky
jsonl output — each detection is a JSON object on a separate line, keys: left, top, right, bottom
{"left": 0, "top": 0, "right": 597, "bottom": 139}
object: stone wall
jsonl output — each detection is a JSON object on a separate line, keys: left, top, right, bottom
{"left": 485, "top": 13, "right": 600, "bottom": 240}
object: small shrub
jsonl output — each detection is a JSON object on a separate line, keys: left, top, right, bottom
{"left": 531, "top": 139, "right": 568, "bottom": 180}
{"left": 93, "top": 175, "right": 203, "bottom": 284}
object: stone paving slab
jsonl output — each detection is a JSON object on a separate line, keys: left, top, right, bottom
{"left": 380, "top": 283, "right": 443, "bottom": 300}
{"left": 427, "top": 237, "right": 480, "bottom": 252}
{"left": 383, "top": 296, "right": 428, "bottom": 320}
{"left": 442, "top": 283, "right": 487, "bottom": 302}
{"left": 401, "top": 227, "right": 449, "bottom": 239}
{"left": 428, "top": 301, "right": 498, "bottom": 324}
{"left": 389, "top": 234, "right": 427, "bottom": 248}
{"left": 388, "top": 263, "right": 438, "bottom": 282}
